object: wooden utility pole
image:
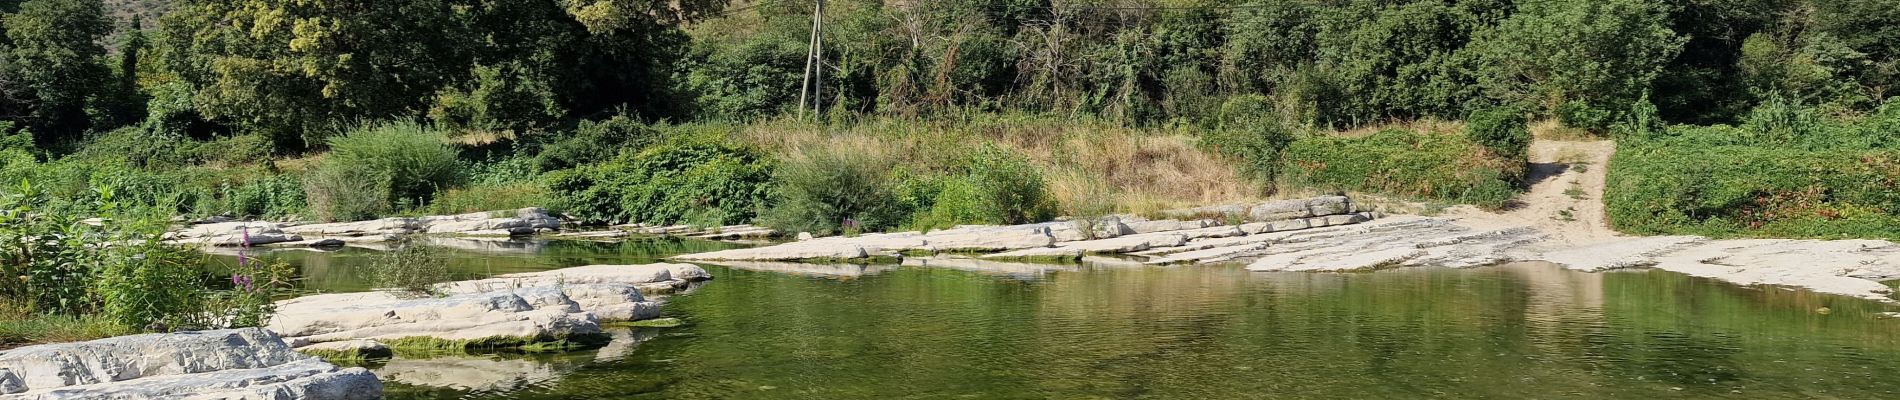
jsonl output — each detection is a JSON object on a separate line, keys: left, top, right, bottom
{"left": 797, "top": 0, "right": 825, "bottom": 121}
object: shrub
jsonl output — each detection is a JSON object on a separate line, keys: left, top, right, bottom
{"left": 0, "top": 183, "right": 276, "bottom": 333}
{"left": 1606, "top": 125, "right": 1900, "bottom": 240}
{"left": 362, "top": 241, "right": 451, "bottom": 296}
{"left": 323, "top": 121, "right": 463, "bottom": 207}
{"left": 217, "top": 174, "right": 306, "bottom": 219}
{"left": 1464, "top": 106, "right": 1531, "bottom": 163}
{"left": 95, "top": 239, "right": 210, "bottom": 329}
{"left": 1279, "top": 130, "right": 1520, "bottom": 209}
{"left": 1205, "top": 95, "right": 1298, "bottom": 183}
{"left": 760, "top": 150, "right": 910, "bottom": 235}
{"left": 304, "top": 161, "right": 392, "bottom": 222}
{"left": 909, "top": 145, "right": 1058, "bottom": 229}
{"left": 547, "top": 134, "right": 772, "bottom": 225}
{"left": 533, "top": 114, "right": 661, "bottom": 172}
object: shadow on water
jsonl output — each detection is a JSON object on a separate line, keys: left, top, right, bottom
{"left": 244, "top": 240, "right": 1900, "bottom": 399}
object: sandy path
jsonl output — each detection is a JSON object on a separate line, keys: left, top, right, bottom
{"left": 1444, "top": 139, "right": 1620, "bottom": 247}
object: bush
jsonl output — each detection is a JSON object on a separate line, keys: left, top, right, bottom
{"left": 0, "top": 183, "right": 279, "bottom": 333}
{"left": 361, "top": 241, "right": 450, "bottom": 296}
{"left": 1464, "top": 106, "right": 1531, "bottom": 183}
{"left": 1204, "top": 95, "right": 1298, "bottom": 183}
{"left": 1606, "top": 124, "right": 1900, "bottom": 240}
{"left": 533, "top": 114, "right": 662, "bottom": 172}
{"left": 547, "top": 133, "right": 773, "bottom": 225}
{"left": 304, "top": 161, "right": 393, "bottom": 222}
{"left": 1279, "top": 130, "right": 1520, "bottom": 209}
{"left": 908, "top": 145, "right": 1058, "bottom": 229}
{"left": 323, "top": 122, "right": 463, "bottom": 207}
{"left": 760, "top": 150, "right": 910, "bottom": 235}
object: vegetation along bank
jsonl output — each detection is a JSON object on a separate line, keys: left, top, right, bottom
{"left": 0, "top": 0, "right": 1896, "bottom": 376}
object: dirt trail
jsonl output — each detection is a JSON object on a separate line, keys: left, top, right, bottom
{"left": 1444, "top": 139, "right": 1620, "bottom": 247}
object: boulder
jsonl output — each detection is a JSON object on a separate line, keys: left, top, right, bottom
{"left": 0, "top": 328, "right": 380, "bottom": 400}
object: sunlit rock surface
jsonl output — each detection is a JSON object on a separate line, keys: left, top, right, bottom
{"left": 271, "top": 264, "right": 709, "bottom": 348}
{"left": 0, "top": 328, "right": 380, "bottom": 400}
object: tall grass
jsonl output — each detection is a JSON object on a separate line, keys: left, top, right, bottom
{"left": 305, "top": 121, "right": 463, "bottom": 221}
{"left": 740, "top": 115, "right": 1260, "bottom": 219}
{"left": 324, "top": 121, "right": 464, "bottom": 205}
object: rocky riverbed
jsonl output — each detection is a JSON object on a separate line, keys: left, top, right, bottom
{"left": 675, "top": 195, "right": 1900, "bottom": 302}
{"left": 271, "top": 263, "right": 710, "bottom": 352}
{"left": 0, "top": 328, "right": 381, "bottom": 399}
{"left": 166, "top": 207, "right": 564, "bottom": 248}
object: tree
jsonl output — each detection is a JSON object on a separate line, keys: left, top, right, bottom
{"left": 1470, "top": 0, "right": 1686, "bottom": 131}
{"left": 156, "top": 0, "right": 468, "bottom": 148}
{"left": 1, "top": 0, "right": 112, "bottom": 148}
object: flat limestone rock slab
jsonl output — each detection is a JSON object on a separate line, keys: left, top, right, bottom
{"left": 0, "top": 328, "right": 379, "bottom": 400}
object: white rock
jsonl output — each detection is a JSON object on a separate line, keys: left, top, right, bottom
{"left": 0, "top": 328, "right": 380, "bottom": 399}
{"left": 1120, "top": 219, "right": 1216, "bottom": 234}
{"left": 281, "top": 218, "right": 420, "bottom": 237}
{"left": 673, "top": 241, "right": 870, "bottom": 261}
{"left": 796, "top": 232, "right": 814, "bottom": 241}
{"left": 980, "top": 247, "right": 1084, "bottom": 260}
{"left": 1541, "top": 236, "right": 1706, "bottom": 272}
{"left": 268, "top": 287, "right": 601, "bottom": 345}
{"left": 917, "top": 226, "right": 1055, "bottom": 251}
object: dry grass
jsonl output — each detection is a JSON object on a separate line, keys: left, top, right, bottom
{"left": 736, "top": 117, "right": 1264, "bottom": 217}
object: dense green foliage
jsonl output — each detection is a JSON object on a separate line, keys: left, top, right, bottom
{"left": 1280, "top": 130, "right": 1522, "bottom": 209}
{"left": 0, "top": 182, "right": 286, "bottom": 332}
{"left": 760, "top": 141, "right": 1057, "bottom": 235}
{"left": 1606, "top": 102, "right": 1900, "bottom": 239}
{"left": 0, "top": 0, "right": 1891, "bottom": 234}
{"left": 322, "top": 122, "right": 464, "bottom": 208}
{"left": 761, "top": 151, "right": 911, "bottom": 235}
{"left": 1464, "top": 107, "right": 1531, "bottom": 165}
{"left": 547, "top": 127, "right": 773, "bottom": 226}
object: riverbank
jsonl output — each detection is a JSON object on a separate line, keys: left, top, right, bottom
{"left": 672, "top": 193, "right": 1900, "bottom": 302}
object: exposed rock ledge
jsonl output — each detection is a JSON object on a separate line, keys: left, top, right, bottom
{"left": 673, "top": 193, "right": 1900, "bottom": 302}
{"left": 167, "top": 207, "right": 562, "bottom": 247}
{"left": 675, "top": 196, "right": 1364, "bottom": 262}
{"left": 0, "top": 328, "right": 380, "bottom": 400}
{"left": 270, "top": 263, "right": 709, "bottom": 350}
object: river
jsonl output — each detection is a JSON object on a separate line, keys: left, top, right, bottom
{"left": 218, "top": 237, "right": 1900, "bottom": 399}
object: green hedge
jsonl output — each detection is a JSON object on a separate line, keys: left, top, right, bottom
{"left": 1606, "top": 128, "right": 1900, "bottom": 240}
{"left": 1278, "top": 130, "right": 1520, "bottom": 209}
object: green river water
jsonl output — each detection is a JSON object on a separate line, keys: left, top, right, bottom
{"left": 219, "top": 237, "right": 1900, "bottom": 399}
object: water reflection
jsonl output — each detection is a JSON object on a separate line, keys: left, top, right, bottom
{"left": 243, "top": 239, "right": 1900, "bottom": 399}
{"left": 706, "top": 261, "right": 895, "bottom": 278}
